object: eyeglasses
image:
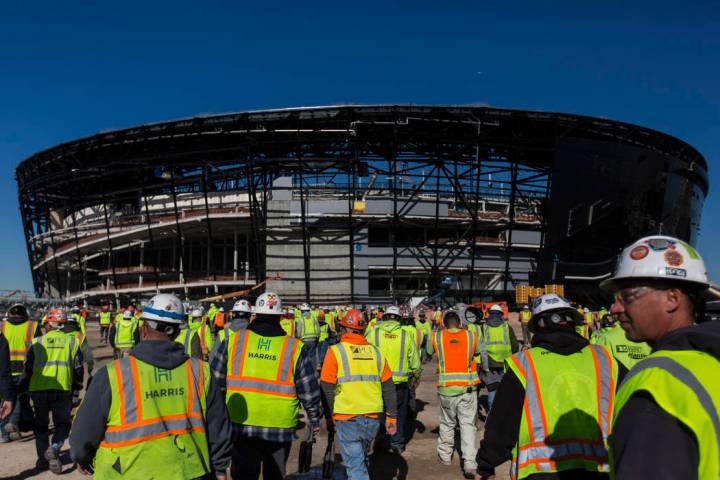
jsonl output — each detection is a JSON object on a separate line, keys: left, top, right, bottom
{"left": 613, "top": 286, "right": 656, "bottom": 306}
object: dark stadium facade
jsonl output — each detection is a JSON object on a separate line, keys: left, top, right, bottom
{"left": 15, "top": 105, "right": 708, "bottom": 305}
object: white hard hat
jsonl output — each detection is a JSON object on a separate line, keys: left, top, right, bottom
{"left": 602, "top": 235, "right": 710, "bottom": 291}
{"left": 255, "top": 292, "right": 283, "bottom": 315}
{"left": 384, "top": 306, "right": 401, "bottom": 318}
{"left": 123, "top": 310, "right": 133, "bottom": 319}
{"left": 489, "top": 304, "right": 504, "bottom": 313}
{"left": 141, "top": 293, "right": 186, "bottom": 325}
{"left": 232, "top": 299, "right": 252, "bottom": 313}
{"left": 191, "top": 308, "right": 203, "bottom": 318}
{"left": 219, "top": 307, "right": 224, "bottom": 312}
{"left": 530, "top": 294, "right": 583, "bottom": 330}
{"left": 299, "top": 303, "right": 311, "bottom": 312}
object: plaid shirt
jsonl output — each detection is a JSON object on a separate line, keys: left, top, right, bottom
{"left": 210, "top": 335, "right": 323, "bottom": 443}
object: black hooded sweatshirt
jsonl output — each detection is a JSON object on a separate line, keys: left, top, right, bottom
{"left": 476, "top": 328, "right": 625, "bottom": 479}
{"left": 610, "top": 320, "right": 720, "bottom": 480}
{"left": 69, "top": 340, "right": 232, "bottom": 475}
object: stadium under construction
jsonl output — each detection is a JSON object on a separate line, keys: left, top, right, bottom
{"left": 15, "top": 105, "right": 708, "bottom": 306}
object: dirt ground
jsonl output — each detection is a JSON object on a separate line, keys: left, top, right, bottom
{"left": 0, "top": 316, "right": 524, "bottom": 480}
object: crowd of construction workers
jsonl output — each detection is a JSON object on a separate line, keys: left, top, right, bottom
{"left": 0, "top": 233, "right": 718, "bottom": 479}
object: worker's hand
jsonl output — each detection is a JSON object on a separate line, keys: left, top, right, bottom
{"left": 76, "top": 464, "right": 93, "bottom": 475}
{"left": 0, "top": 400, "right": 13, "bottom": 419}
{"left": 385, "top": 416, "right": 398, "bottom": 436}
{"left": 215, "top": 473, "right": 227, "bottom": 480}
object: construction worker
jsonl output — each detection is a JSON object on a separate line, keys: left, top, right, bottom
{"left": 279, "top": 308, "right": 295, "bottom": 336}
{"left": 415, "top": 310, "right": 434, "bottom": 363}
{"left": 213, "top": 307, "right": 226, "bottom": 335}
{"left": 207, "top": 302, "right": 219, "bottom": 326}
{"left": 176, "top": 307, "right": 214, "bottom": 361}
{"left": 216, "top": 299, "right": 252, "bottom": 347}
{"left": 295, "top": 303, "right": 321, "bottom": 370}
{"left": 70, "top": 293, "right": 232, "bottom": 478}
{"left": 1, "top": 303, "right": 41, "bottom": 442}
{"left": 519, "top": 305, "right": 532, "bottom": 345}
{"left": 601, "top": 236, "right": 720, "bottom": 479}
{"left": 320, "top": 308, "right": 397, "bottom": 480}
{"left": 478, "top": 304, "right": 519, "bottom": 411}
{"left": 590, "top": 310, "right": 650, "bottom": 372}
{"left": 70, "top": 305, "right": 86, "bottom": 338}
{"left": 98, "top": 304, "right": 112, "bottom": 344}
{"left": 433, "top": 305, "right": 443, "bottom": 330}
{"left": 62, "top": 309, "right": 94, "bottom": 406}
{"left": 112, "top": 307, "right": 124, "bottom": 325}
{"left": 109, "top": 310, "right": 139, "bottom": 359}
{"left": 476, "top": 293, "right": 618, "bottom": 479}
{"left": 23, "top": 309, "right": 83, "bottom": 473}
{"left": 0, "top": 331, "right": 16, "bottom": 432}
{"left": 367, "top": 305, "right": 420, "bottom": 454}
{"left": 432, "top": 309, "right": 481, "bottom": 478}
{"left": 211, "top": 292, "right": 323, "bottom": 480}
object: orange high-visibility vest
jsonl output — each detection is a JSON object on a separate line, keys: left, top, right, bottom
{"left": 432, "top": 329, "right": 480, "bottom": 387}
{"left": 214, "top": 311, "right": 225, "bottom": 328}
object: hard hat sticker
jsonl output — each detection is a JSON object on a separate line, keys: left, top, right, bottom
{"left": 629, "top": 245, "right": 649, "bottom": 260}
{"left": 647, "top": 238, "right": 674, "bottom": 252}
{"left": 664, "top": 267, "right": 687, "bottom": 278}
{"left": 664, "top": 249, "right": 684, "bottom": 267}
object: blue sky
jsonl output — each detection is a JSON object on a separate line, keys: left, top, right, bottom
{"left": 0, "top": 1, "right": 718, "bottom": 292}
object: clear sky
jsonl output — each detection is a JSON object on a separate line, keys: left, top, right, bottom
{"left": 0, "top": 1, "right": 718, "bottom": 292}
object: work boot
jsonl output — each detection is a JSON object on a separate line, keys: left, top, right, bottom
{"left": 3, "top": 422, "right": 18, "bottom": 434}
{"left": 45, "top": 447, "right": 62, "bottom": 474}
{"left": 35, "top": 458, "right": 49, "bottom": 471}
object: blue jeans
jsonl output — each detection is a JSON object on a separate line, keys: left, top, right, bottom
{"left": 336, "top": 417, "right": 381, "bottom": 480}
{"left": 1, "top": 377, "right": 23, "bottom": 440}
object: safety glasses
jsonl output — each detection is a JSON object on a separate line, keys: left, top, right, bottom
{"left": 613, "top": 286, "right": 656, "bottom": 306}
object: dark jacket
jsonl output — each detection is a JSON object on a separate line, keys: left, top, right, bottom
{"left": 0, "top": 333, "right": 15, "bottom": 401}
{"left": 69, "top": 340, "right": 232, "bottom": 474}
{"left": 609, "top": 320, "right": 720, "bottom": 480}
{"left": 476, "top": 328, "right": 623, "bottom": 479}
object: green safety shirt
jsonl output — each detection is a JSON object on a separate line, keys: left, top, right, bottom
{"left": 225, "top": 330, "right": 303, "bottom": 428}
{"left": 115, "top": 319, "right": 138, "bottom": 349}
{"left": 319, "top": 323, "right": 330, "bottom": 342}
{"left": 367, "top": 321, "right": 420, "bottom": 384}
{"left": 99, "top": 311, "right": 112, "bottom": 326}
{"left": 175, "top": 322, "right": 213, "bottom": 358}
{"left": 612, "top": 349, "right": 720, "bottom": 479}
{"left": 590, "top": 322, "right": 651, "bottom": 371}
{"left": 415, "top": 320, "right": 433, "bottom": 356}
{"left": 1, "top": 319, "right": 38, "bottom": 376}
{"left": 481, "top": 322, "right": 513, "bottom": 365}
{"left": 506, "top": 345, "right": 618, "bottom": 479}
{"left": 295, "top": 312, "right": 320, "bottom": 341}
{"left": 95, "top": 355, "right": 211, "bottom": 479}
{"left": 29, "top": 329, "right": 79, "bottom": 392}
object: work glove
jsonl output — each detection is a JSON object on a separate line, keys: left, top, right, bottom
{"left": 385, "top": 416, "right": 398, "bottom": 436}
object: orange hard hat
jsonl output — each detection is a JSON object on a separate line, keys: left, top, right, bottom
{"left": 339, "top": 308, "right": 366, "bottom": 331}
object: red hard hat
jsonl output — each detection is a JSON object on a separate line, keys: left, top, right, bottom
{"left": 339, "top": 309, "right": 366, "bottom": 331}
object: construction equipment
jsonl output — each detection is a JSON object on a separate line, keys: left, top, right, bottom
{"left": 322, "top": 431, "right": 335, "bottom": 479}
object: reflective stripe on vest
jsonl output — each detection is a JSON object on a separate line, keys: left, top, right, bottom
{"left": 335, "top": 342, "right": 383, "bottom": 384}
{"left": 226, "top": 330, "right": 298, "bottom": 396}
{"left": 509, "top": 345, "right": 615, "bottom": 479}
{"left": 100, "top": 356, "right": 205, "bottom": 448}
{"left": 2, "top": 320, "right": 37, "bottom": 363}
{"left": 29, "top": 331, "right": 77, "bottom": 392}
{"left": 375, "top": 328, "right": 408, "bottom": 381}
{"left": 481, "top": 322, "right": 512, "bottom": 364}
{"left": 434, "top": 329, "right": 478, "bottom": 387}
{"left": 613, "top": 353, "right": 720, "bottom": 478}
